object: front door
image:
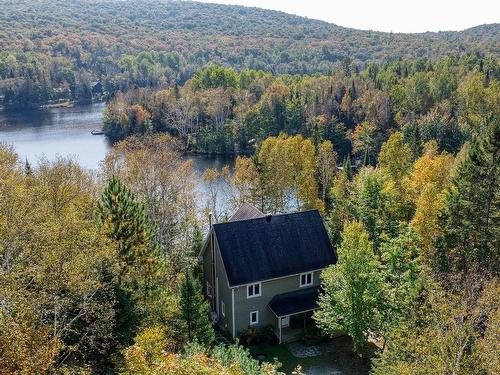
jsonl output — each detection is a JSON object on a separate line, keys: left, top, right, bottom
{"left": 281, "top": 315, "right": 290, "bottom": 328}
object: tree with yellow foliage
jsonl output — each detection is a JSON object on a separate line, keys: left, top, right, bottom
{"left": 258, "top": 134, "right": 323, "bottom": 213}
{"left": 0, "top": 146, "right": 118, "bottom": 372}
{"left": 230, "top": 156, "right": 263, "bottom": 211}
{"left": 378, "top": 131, "right": 414, "bottom": 221}
{"left": 317, "top": 140, "right": 337, "bottom": 203}
{"left": 410, "top": 141, "right": 455, "bottom": 251}
{"left": 103, "top": 134, "right": 198, "bottom": 274}
{"left": 121, "top": 328, "right": 284, "bottom": 375}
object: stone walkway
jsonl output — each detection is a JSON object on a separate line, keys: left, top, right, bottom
{"left": 288, "top": 340, "right": 337, "bottom": 358}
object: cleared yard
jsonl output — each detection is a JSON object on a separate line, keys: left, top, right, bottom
{"left": 249, "top": 336, "right": 372, "bottom": 375}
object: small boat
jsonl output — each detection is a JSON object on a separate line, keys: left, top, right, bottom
{"left": 91, "top": 129, "right": 104, "bottom": 135}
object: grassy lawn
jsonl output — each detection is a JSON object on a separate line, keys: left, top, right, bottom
{"left": 249, "top": 337, "right": 371, "bottom": 375}
{"left": 249, "top": 343, "right": 301, "bottom": 373}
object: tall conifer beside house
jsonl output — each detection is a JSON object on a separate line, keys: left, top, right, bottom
{"left": 97, "top": 176, "right": 159, "bottom": 283}
{"left": 437, "top": 119, "right": 499, "bottom": 277}
{"left": 97, "top": 177, "right": 162, "bottom": 344}
{"left": 179, "top": 271, "right": 215, "bottom": 347}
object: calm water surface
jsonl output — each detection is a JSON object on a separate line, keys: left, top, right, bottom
{"left": 0, "top": 103, "right": 110, "bottom": 168}
{"left": 0, "top": 104, "right": 234, "bottom": 210}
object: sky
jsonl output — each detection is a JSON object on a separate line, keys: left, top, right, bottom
{"left": 197, "top": 0, "right": 500, "bottom": 33}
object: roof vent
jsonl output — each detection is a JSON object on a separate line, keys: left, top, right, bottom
{"left": 266, "top": 214, "right": 272, "bottom": 222}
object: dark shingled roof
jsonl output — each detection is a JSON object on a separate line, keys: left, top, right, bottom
{"left": 213, "top": 210, "right": 336, "bottom": 286}
{"left": 229, "top": 203, "right": 265, "bottom": 222}
{"left": 269, "top": 287, "right": 320, "bottom": 317}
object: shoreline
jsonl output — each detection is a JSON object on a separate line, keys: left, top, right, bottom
{"left": 0, "top": 100, "right": 106, "bottom": 111}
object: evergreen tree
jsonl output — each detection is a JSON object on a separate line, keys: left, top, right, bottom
{"left": 179, "top": 271, "right": 214, "bottom": 348}
{"left": 352, "top": 121, "right": 376, "bottom": 166}
{"left": 97, "top": 177, "right": 162, "bottom": 345}
{"left": 97, "top": 176, "right": 159, "bottom": 283}
{"left": 24, "top": 157, "right": 32, "bottom": 175}
{"left": 436, "top": 119, "right": 499, "bottom": 277}
{"left": 326, "top": 170, "right": 354, "bottom": 247}
{"left": 343, "top": 156, "right": 353, "bottom": 181}
{"left": 190, "top": 226, "right": 204, "bottom": 258}
{"left": 354, "top": 167, "right": 399, "bottom": 252}
{"left": 402, "top": 121, "right": 423, "bottom": 157}
{"left": 379, "top": 229, "right": 427, "bottom": 331}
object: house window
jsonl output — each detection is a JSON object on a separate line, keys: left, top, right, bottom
{"left": 247, "top": 282, "right": 261, "bottom": 298}
{"left": 250, "top": 310, "right": 259, "bottom": 325}
{"left": 206, "top": 281, "right": 212, "bottom": 297}
{"left": 300, "top": 272, "right": 313, "bottom": 287}
{"left": 221, "top": 301, "right": 225, "bottom": 317}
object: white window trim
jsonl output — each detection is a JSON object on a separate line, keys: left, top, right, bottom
{"left": 230, "top": 268, "right": 324, "bottom": 289}
{"left": 250, "top": 310, "right": 259, "bottom": 325}
{"left": 206, "top": 281, "right": 213, "bottom": 297}
{"left": 246, "top": 282, "right": 262, "bottom": 298}
{"left": 299, "top": 272, "right": 314, "bottom": 287}
{"left": 221, "top": 300, "right": 225, "bottom": 317}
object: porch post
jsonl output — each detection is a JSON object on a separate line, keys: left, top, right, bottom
{"left": 279, "top": 317, "right": 282, "bottom": 344}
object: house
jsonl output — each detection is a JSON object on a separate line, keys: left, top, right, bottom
{"left": 199, "top": 203, "right": 337, "bottom": 343}
{"left": 91, "top": 81, "right": 103, "bottom": 96}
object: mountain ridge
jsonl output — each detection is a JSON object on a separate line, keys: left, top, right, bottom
{"left": 195, "top": 1, "right": 498, "bottom": 35}
{"left": 0, "top": 0, "right": 498, "bottom": 72}
{"left": 0, "top": 0, "right": 498, "bottom": 108}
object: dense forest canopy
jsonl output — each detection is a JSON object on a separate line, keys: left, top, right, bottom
{"left": 1, "top": 119, "right": 498, "bottom": 374}
{"left": 103, "top": 56, "right": 499, "bottom": 165}
{"left": 1, "top": 1, "right": 499, "bottom": 374}
{"left": 0, "top": 0, "right": 499, "bottom": 107}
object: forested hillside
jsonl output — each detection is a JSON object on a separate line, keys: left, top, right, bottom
{"left": 1, "top": 117, "right": 498, "bottom": 374}
{"left": 1, "top": 1, "right": 499, "bottom": 374}
{"left": 0, "top": 0, "right": 499, "bottom": 107}
{"left": 103, "top": 56, "right": 499, "bottom": 164}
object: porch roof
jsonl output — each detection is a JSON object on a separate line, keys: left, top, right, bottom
{"left": 268, "top": 286, "right": 320, "bottom": 318}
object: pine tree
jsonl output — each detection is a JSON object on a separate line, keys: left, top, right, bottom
{"left": 343, "top": 156, "right": 353, "bottom": 181}
{"left": 326, "top": 170, "right": 354, "bottom": 247}
{"left": 97, "top": 177, "right": 162, "bottom": 345}
{"left": 179, "top": 271, "right": 215, "bottom": 347}
{"left": 437, "top": 119, "right": 499, "bottom": 277}
{"left": 24, "top": 157, "right": 32, "bottom": 175}
{"left": 97, "top": 176, "right": 159, "bottom": 282}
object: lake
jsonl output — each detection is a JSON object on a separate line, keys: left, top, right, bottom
{"left": 0, "top": 103, "right": 235, "bottom": 212}
{"left": 0, "top": 103, "right": 110, "bottom": 168}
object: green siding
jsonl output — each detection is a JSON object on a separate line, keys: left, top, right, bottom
{"left": 201, "top": 241, "right": 214, "bottom": 308}
{"left": 202, "top": 229, "right": 325, "bottom": 340}
{"left": 232, "top": 271, "right": 322, "bottom": 336}
{"left": 214, "top": 237, "right": 233, "bottom": 336}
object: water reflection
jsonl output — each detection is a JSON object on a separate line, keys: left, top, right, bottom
{"left": 0, "top": 104, "right": 235, "bottom": 213}
{"left": 0, "top": 103, "right": 110, "bottom": 168}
